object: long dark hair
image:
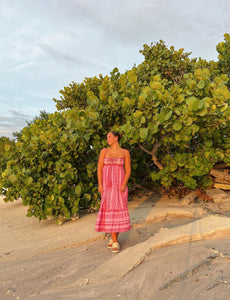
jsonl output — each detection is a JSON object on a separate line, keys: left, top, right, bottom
{"left": 111, "top": 131, "right": 122, "bottom": 142}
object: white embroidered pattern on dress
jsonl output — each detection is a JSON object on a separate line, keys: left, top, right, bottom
{"left": 103, "top": 157, "right": 124, "bottom": 166}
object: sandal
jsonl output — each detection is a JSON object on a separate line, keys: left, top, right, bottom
{"left": 112, "top": 242, "right": 120, "bottom": 253}
{"left": 107, "top": 239, "right": 113, "bottom": 248}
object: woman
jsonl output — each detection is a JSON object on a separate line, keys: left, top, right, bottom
{"left": 95, "top": 131, "right": 131, "bottom": 253}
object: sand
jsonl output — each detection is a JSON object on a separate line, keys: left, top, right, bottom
{"left": 1, "top": 192, "right": 230, "bottom": 300}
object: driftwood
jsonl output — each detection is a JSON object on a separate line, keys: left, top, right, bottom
{"left": 214, "top": 183, "right": 230, "bottom": 190}
{"left": 180, "top": 191, "right": 197, "bottom": 205}
{"left": 214, "top": 178, "right": 230, "bottom": 184}
{"left": 210, "top": 169, "right": 230, "bottom": 182}
{"left": 210, "top": 169, "right": 230, "bottom": 190}
{"left": 206, "top": 188, "right": 230, "bottom": 202}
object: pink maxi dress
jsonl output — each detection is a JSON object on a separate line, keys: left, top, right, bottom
{"left": 95, "top": 157, "right": 131, "bottom": 233}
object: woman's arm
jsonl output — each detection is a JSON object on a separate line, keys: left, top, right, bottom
{"left": 120, "top": 150, "right": 131, "bottom": 192}
{"left": 97, "top": 148, "right": 106, "bottom": 193}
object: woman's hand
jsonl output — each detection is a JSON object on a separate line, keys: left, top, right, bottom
{"left": 98, "top": 185, "right": 104, "bottom": 193}
{"left": 120, "top": 184, "right": 126, "bottom": 192}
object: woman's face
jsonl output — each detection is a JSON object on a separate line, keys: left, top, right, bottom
{"left": 107, "top": 132, "right": 117, "bottom": 146}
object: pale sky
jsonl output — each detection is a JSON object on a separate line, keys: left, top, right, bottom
{"left": 0, "top": 0, "right": 230, "bottom": 138}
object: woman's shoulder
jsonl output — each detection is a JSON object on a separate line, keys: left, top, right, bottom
{"left": 99, "top": 148, "right": 107, "bottom": 159}
{"left": 100, "top": 148, "right": 108, "bottom": 153}
{"left": 121, "top": 148, "right": 130, "bottom": 156}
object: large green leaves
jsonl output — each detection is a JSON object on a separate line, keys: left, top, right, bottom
{"left": 186, "top": 97, "right": 204, "bottom": 111}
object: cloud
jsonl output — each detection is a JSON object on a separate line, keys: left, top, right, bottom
{"left": 0, "top": 110, "right": 30, "bottom": 138}
{"left": 10, "top": 61, "right": 36, "bottom": 72}
{"left": 0, "top": 127, "right": 17, "bottom": 138}
{"left": 0, "top": 111, "right": 30, "bottom": 126}
{"left": 57, "top": 0, "right": 229, "bottom": 60}
{"left": 39, "top": 44, "right": 81, "bottom": 64}
{"left": 9, "top": 110, "right": 30, "bottom": 120}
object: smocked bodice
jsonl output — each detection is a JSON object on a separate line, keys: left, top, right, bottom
{"left": 103, "top": 157, "right": 124, "bottom": 166}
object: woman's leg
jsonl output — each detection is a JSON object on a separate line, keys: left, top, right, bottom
{"left": 111, "top": 232, "right": 120, "bottom": 252}
{"left": 111, "top": 232, "right": 119, "bottom": 242}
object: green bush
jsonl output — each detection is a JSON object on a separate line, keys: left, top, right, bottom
{"left": 1, "top": 109, "right": 102, "bottom": 220}
{"left": 1, "top": 36, "right": 230, "bottom": 221}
